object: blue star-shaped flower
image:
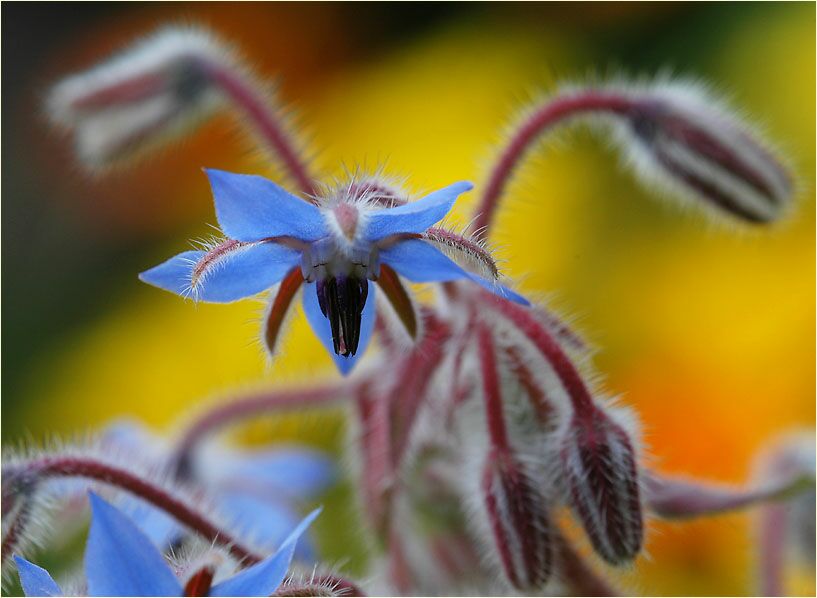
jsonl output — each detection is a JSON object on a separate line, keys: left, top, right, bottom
{"left": 140, "top": 170, "right": 527, "bottom": 374}
{"left": 14, "top": 493, "right": 319, "bottom": 597}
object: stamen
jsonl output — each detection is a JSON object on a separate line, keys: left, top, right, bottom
{"left": 316, "top": 277, "right": 369, "bottom": 357}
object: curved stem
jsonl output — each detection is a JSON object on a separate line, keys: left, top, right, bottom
{"left": 172, "top": 384, "right": 352, "bottom": 480}
{"left": 476, "top": 289, "right": 596, "bottom": 418}
{"left": 473, "top": 91, "right": 637, "bottom": 234}
{"left": 202, "top": 61, "right": 317, "bottom": 197}
{"left": 1, "top": 455, "right": 262, "bottom": 566}
{"left": 1, "top": 504, "right": 30, "bottom": 569}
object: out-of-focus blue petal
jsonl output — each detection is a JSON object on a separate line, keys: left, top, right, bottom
{"left": 363, "top": 181, "right": 473, "bottom": 242}
{"left": 206, "top": 169, "right": 329, "bottom": 242}
{"left": 380, "top": 239, "right": 529, "bottom": 305}
{"left": 14, "top": 557, "right": 63, "bottom": 597}
{"left": 85, "top": 493, "right": 181, "bottom": 597}
{"left": 301, "top": 283, "right": 377, "bottom": 376}
{"left": 219, "top": 447, "right": 336, "bottom": 500}
{"left": 115, "top": 496, "right": 182, "bottom": 548}
{"left": 139, "top": 243, "right": 300, "bottom": 303}
{"left": 209, "top": 509, "right": 321, "bottom": 597}
{"left": 218, "top": 493, "right": 316, "bottom": 562}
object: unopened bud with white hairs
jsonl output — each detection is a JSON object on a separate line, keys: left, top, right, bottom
{"left": 559, "top": 401, "right": 644, "bottom": 565}
{"left": 611, "top": 81, "right": 793, "bottom": 223}
{"left": 481, "top": 447, "right": 553, "bottom": 590}
{"left": 47, "top": 27, "right": 233, "bottom": 167}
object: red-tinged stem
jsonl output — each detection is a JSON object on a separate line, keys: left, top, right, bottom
{"left": 1, "top": 456, "right": 262, "bottom": 565}
{"left": 474, "top": 91, "right": 637, "bottom": 234}
{"left": 477, "top": 290, "right": 596, "bottom": 419}
{"left": 173, "top": 384, "right": 351, "bottom": 479}
{"left": 645, "top": 471, "right": 813, "bottom": 519}
{"left": 475, "top": 323, "right": 509, "bottom": 450}
{"left": 388, "top": 527, "right": 413, "bottom": 595}
{"left": 274, "top": 575, "right": 366, "bottom": 596}
{"left": 202, "top": 62, "right": 317, "bottom": 197}
{"left": 444, "top": 330, "right": 474, "bottom": 427}
{"left": 556, "top": 535, "right": 619, "bottom": 597}
{"left": 355, "top": 384, "right": 394, "bottom": 540}
{"left": 389, "top": 312, "right": 451, "bottom": 467}
{"left": 1, "top": 504, "right": 30, "bottom": 569}
{"left": 504, "top": 344, "right": 555, "bottom": 425}
{"left": 758, "top": 503, "right": 786, "bottom": 596}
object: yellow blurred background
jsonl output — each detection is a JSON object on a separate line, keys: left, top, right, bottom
{"left": 3, "top": 3, "right": 814, "bottom": 595}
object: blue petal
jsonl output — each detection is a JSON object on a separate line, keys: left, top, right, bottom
{"left": 206, "top": 169, "right": 329, "bottom": 242}
{"left": 219, "top": 447, "right": 336, "bottom": 500}
{"left": 380, "top": 239, "right": 529, "bottom": 305}
{"left": 85, "top": 493, "right": 181, "bottom": 597}
{"left": 363, "top": 181, "right": 473, "bottom": 242}
{"left": 301, "top": 283, "right": 377, "bottom": 376}
{"left": 115, "top": 496, "right": 183, "bottom": 548}
{"left": 139, "top": 243, "right": 300, "bottom": 303}
{"left": 209, "top": 509, "right": 321, "bottom": 597}
{"left": 14, "top": 557, "right": 62, "bottom": 597}
{"left": 218, "top": 493, "right": 317, "bottom": 562}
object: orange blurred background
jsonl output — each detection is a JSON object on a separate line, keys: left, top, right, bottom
{"left": 2, "top": 3, "right": 814, "bottom": 595}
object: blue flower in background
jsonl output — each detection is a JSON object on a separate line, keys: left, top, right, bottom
{"left": 100, "top": 420, "right": 334, "bottom": 561}
{"left": 15, "top": 493, "right": 319, "bottom": 597}
{"left": 140, "top": 170, "right": 527, "bottom": 375}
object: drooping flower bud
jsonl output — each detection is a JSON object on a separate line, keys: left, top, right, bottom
{"left": 560, "top": 403, "right": 643, "bottom": 565}
{"left": 481, "top": 447, "right": 553, "bottom": 590}
{"left": 48, "top": 27, "right": 231, "bottom": 167}
{"left": 616, "top": 82, "right": 793, "bottom": 223}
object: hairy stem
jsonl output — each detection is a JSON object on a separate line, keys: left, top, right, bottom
{"left": 1, "top": 456, "right": 261, "bottom": 565}
{"left": 476, "top": 289, "right": 596, "bottom": 418}
{"left": 173, "top": 384, "right": 351, "bottom": 480}
{"left": 475, "top": 322, "right": 509, "bottom": 450}
{"left": 474, "top": 91, "right": 636, "bottom": 234}
{"left": 1, "top": 504, "right": 30, "bottom": 569}
{"left": 202, "top": 61, "right": 317, "bottom": 196}
{"left": 645, "top": 471, "right": 813, "bottom": 519}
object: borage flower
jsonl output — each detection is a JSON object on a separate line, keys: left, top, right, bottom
{"left": 140, "top": 170, "right": 526, "bottom": 374}
{"left": 14, "top": 493, "right": 318, "bottom": 597}
{"left": 100, "top": 420, "right": 335, "bottom": 560}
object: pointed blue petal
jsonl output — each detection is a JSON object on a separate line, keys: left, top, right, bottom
{"left": 220, "top": 447, "right": 336, "bottom": 500}
{"left": 14, "top": 557, "right": 62, "bottom": 597}
{"left": 210, "top": 509, "right": 321, "bottom": 597}
{"left": 85, "top": 493, "right": 181, "bottom": 597}
{"left": 363, "top": 181, "right": 473, "bottom": 242}
{"left": 206, "top": 169, "right": 328, "bottom": 242}
{"left": 218, "top": 493, "right": 317, "bottom": 562}
{"left": 139, "top": 243, "right": 300, "bottom": 303}
{"left": 301, "top": 283, "right": 377, "bottom": 375}
{"left": 380, "top": 239, "right": 529, "bottom": 305}
{"left": 465, "top": 274, "right": 530, "bottom": 306}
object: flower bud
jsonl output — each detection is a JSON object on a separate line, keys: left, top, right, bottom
{"left": 47, "top": 27, "right": 230, "bottom": 167}
{"left": 560, "top": 404, "right": 643, "bottom": 565}
{"left": 617, "top": 82, "right": 792, "bottom": 223}
{"left": 481, "top": 448, "right": 552, "bottom": 590}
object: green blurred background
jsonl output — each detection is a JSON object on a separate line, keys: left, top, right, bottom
{"left": 2, "top": 2, "right": 814, "bottom": 595}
